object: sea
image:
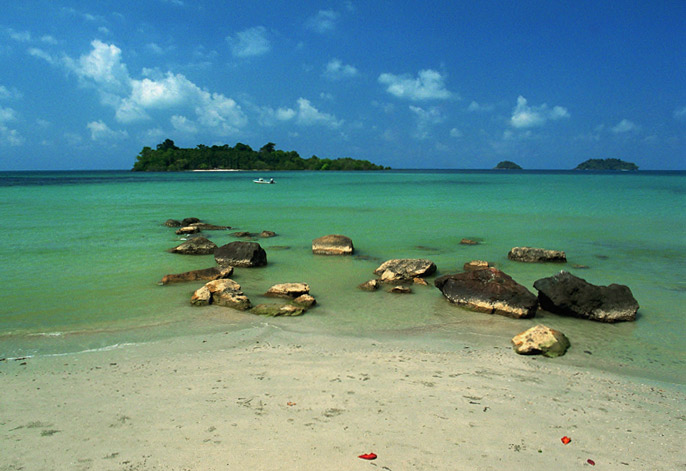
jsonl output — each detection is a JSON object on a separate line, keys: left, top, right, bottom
{"left": 1, "top": 170, "right": 684, "bottom": 386}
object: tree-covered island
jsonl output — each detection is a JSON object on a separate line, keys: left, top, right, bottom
{"left": 574, "top": 158, "right": 638, "bottom": 171}
{"left": 494, "top": 160, "right": 523, "bottom": 170}
{"left": 132, "top": 139, "right": 389, "bottom": 171}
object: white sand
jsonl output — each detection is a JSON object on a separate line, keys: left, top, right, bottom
{"left": 1, "top": 324, "right": 684, "bottom": 470}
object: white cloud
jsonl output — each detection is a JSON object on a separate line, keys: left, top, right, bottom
{"left": 87, "top": 120, "right": 128, "bottom": 140}
{"left": 409, "top": 105, "right": 444, "bottom": 140}
{"left": 28, "top": 47, "right": 58, "bottom": 65}
{"left": 467, "top": 101, "right": 493, "bottom": 112}
{"left": 0, "top": 85, "right": 22, "bottom": 100}
{"left": 41, "top": 35, "right": 58, "bottom": 45}
{"left": 0, "top": 106, "right": 23, "bottom": 146}
{"left": 510, "top": 96, "right": 569, "bottom": 128}
{"left": 69, "top": 39, "right": 131, "bottom": 97}
{"left": 306, "top": 10, "right": 339, "bottom": 33}
{"left": 324, "top": 59, "right": 358, "bottom": 80}
{"left": 170, "top": 115, "right": 198, "bottom": 134}
{"left": 296, "top": 98, "right": 342, "bottom": 128}
{"left": 450, "top": 127, "right": 463, "bottom": 138}
{"left": 673, "top": 106, "right": 686, "bottom": 119}
{"left": 226, "top": 26, "right": 271, "bottom": 58}
{"left": 612, "top": 119, "right": 639, "bottom": 133}
{"left": 378, "top": 69, "right": 453, "bottom": 101}
{"left": 8, "top": 29, "right": 31, "bottom": 42}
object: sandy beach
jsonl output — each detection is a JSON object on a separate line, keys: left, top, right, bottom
{"left": 1, "top": 324, "right": 683, "bottom": 471}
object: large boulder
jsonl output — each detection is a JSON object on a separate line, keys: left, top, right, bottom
{"left": 170, "top": 236, "right": 217, "bottom": 255}
{"left": 312, "top": 234, "right": 354, "bottom": 255}
{"left": 511, "top": 324, "right": 571, "bottom": 357}
{"left": 533, "top": 271, "right": 638, "bottom": 322}
{"left": 191, "top": 279, "right": 251, "bottom": 311}
{"left": 374, "top": 259, "right": 436, "bottom": 283}
{"left": 214, "top": 241, "right": 267, "bottom": 268}
{"left": 508, "top": 247, "right": 567, "bottom": 263}
{"left": 434, "top": 267, "right": 538, "bottom": 319}
{"left": 265, "top": 282, "right": 310, "bottom": 298}
{"left": 160, "top": 266, "right": 234, "bottom": 285}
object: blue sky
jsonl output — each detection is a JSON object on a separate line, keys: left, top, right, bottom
{"left": 1, "top": 0, "right": 684, "bottom": 170}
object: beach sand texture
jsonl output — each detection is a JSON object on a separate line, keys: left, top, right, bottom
{"left": 2, "top": 326, "right": 684, "bottom": 471}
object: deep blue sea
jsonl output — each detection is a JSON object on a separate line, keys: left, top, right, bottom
{"left": 1, "top": 170, "right": 684, "bottom": 384}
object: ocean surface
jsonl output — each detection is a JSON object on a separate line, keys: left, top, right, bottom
{"left": 1, "top": 170, "right": 684, "bottom": 385}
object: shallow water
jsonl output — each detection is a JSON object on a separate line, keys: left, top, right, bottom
{"left": 0, "top": 170, "right": 684, "bottom": 384}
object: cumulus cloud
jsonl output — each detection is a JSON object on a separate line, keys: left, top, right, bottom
{"left": 467, "top": 100, "right": 494, "bottom": 112}
{"left": 0, "top": 106, "right": 24, "bottom": 146}
{"left": 324, "top": 59, "right": 358, "bottom": 80}
{"left": 170, "top": 115, "right": 198, "bottom": 134}
{"left": 306, "top": 10, "right": 340, "bottom": 33}
{"left": 259, "top": 98, "right": 342, "bottom": 128}
{"left": 226, "top": 26, "right": 271, "bottom": 58}
{"left": 409, "top": 105, "right": 444, "bottom": 140}
{"left": 611, "top": 119, "right": 639, "bottom": 133}
{"left": 0, "top": 85, "right": 22, "bottom": 100}
{"left": 673, "top": 106, "right": 686, "bottom": 119}
{"left": 510, "top": 96, "right": 569, "bottom": 128}
{"left": 378, "top": 69, "right": 453, "bottom": 101}
{"left": 87, "top": 120, "right": 128, "bottom": 140}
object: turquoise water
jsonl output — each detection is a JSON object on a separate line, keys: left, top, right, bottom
{"left": 1, "top": 170, "right": 684, "bottom": 384}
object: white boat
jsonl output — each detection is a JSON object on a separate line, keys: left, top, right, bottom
{"left": 253, "top": 177, "right": 275, "bottom": 184}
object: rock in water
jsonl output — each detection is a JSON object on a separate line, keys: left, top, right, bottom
{"left": 533, "top": 271, "right": 638, "bottom": 322}
{"left": 358, "top": 279, "right": 380, "bottom": 291}
{"left": 508, "top": 246, "right": 567, "bottom": 263}
{"left": 251, "top": 303, "right": 306, "bottom": 317}
{"left": 434, "top": 268, "right": 538, "bottom": 319}
{"left": 160, "top": 266, "right": 234, "bottom": 285}
{"left": 164, "top": 219, "right": 182, "bottom": 227}
{"left": 374, "top": 259, "right": 436, "bottom": 283}
{"left": 511, "top": 325, "right": 570, "bottom": 357}
{"left": 191, "top": 279, "right": 251, "bottom": 311}
{"left": 312, "top": 234, "right": 354, "bottom": 255}
{"left": 175, "top": 226, "right": 200, "bottom": 235}
{"left": 463, "top": 260, "right": 492, "bottom": 271}
{"left": 170, "top": 236, "right": 217, "bottom": 255}
{"left": 181, "top": 217, "right": 200, "bottom": 226}
{"left": 265, "top": 282, "right": 310, "bottom": 298}
{"left": 214, "top": 241, "right": 267, "bottom": 267}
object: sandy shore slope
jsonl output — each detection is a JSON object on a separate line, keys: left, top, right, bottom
{"left": 1, "top": 325, "right": 684, "bottom": 471}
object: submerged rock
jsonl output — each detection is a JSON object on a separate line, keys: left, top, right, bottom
{"left": 251, "top": 303, "right": 305, "bottom": 317}
{"left": 214, "top": 241, "right": 267, "bottom": 268}
{"left": 358, "top": 279, "right": 380, "bottom": 291}
{"left": 460, "top": 238, "right": 479, "bottom": 245}
{"left": 374, "top": 259, "right": 436, "bottom": 283}
{"left": 169, "top": 236, "right": 217, "bottom": 255}
{"left": 508, "top": 246, "right": 567, "bottom": 263}
{"left": 434, "top": 267, "right": 538, "bottom": 319}
{"left": 511, "top": 324, "right": 570, "bottom": 357}
{"left": 260, "top": 230, "right": 277, "bottom": 238}
{"left": 181, "top": 217, "right": 200, "bottom": 226}
{"left": 164, "top": 219, "right": 182, "bottom": 227}
{"left": 533, "top": 271, "right": 639, "bottom": 322}
{"left": 160, "top": 266, "right": 234, "bottom": 285}
{"left": 463, "top": 260, "right": 493, "bottom": 272}
{"left": 389, "top": 285, "right": 412, "bottom": 294}
{"left": 176, "top": 226, "right": 200, "bottom": 235}
{"left": 191, "top": 279, "right": 251, "bottom": 311}
{"left": 265, "top": 282, "right": 310, "bottom": 298}
{"left": 312, "top": 234, "right": 354, "bottom": 255}
{"left": 190, "top": 222, "right": 229, "bottom": 230}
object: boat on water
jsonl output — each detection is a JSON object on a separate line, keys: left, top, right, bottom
{"left": 253, "top": 177, "right": 275, "bottom": 184}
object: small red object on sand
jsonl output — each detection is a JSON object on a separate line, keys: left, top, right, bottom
{"left": 358, "top": 453, "right": 377, "bottom": 460}
{"left": 587, "top": 459, "right": 596, "bottom": 466}
{"left": 561, "top": 436, "right": 571, "bottom": 445}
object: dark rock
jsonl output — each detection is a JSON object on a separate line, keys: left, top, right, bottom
{"left": 508, "top": 246, "right": 567, "bottom": 263}
{"left": 214, "top": 241, "right": 267, "bottom": 268}
{"left": 374, "top": 259, "right": 436, "bottom": 283}
{"left": 434, "top": 268, "right": 538, "bottom": 319}
{"left": 170, "top": 236, "right": 218, "bottom": 255}
{"left": 164, "top": 219, "right": 182, "bottom": 227}
{"left": 533, "top": 271, "right": 638, "bottom": 322}
{"left": 181, "top": 217, "right": 200, "bottom": 226}
{"left": 358, "top": 279, "right": 380, "bottom": 291}
{"left": 176, "top": 226, "right": 200, "bottom": 235}
{"left": 160, "top": 266, "right": 234, "bottom": 285}
{"left": 231, "top": 231, "right": 255, "bottom": 238}
{"left": 260, "top": 231, "right": 277, "bottom": 238}
{"left": 312, "top": 234, "right": 354, "bottom": 255}
{"left": 511, "top": 325, "right": 570, "bottom": 357}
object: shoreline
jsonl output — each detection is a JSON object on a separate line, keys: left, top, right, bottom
{"left": 1, "top": 326, "right": 684, "bottom": 470}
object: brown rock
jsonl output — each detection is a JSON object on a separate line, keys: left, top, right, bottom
{"left": 389, "top": 285, "right": 412, "bottom": 294}
{"left": 374, "top": 259, "right": 436, "bottom": 283}
{"left": 293, "top": 294, "right": 316, "bottom": 308}
{"left": 508, "top": 246, "right": 567, "bottom": 263}
{"left": 169, "top": 237, "right": 217, "bottom": 255}
{"left": 460, "top": 238, "right": 479, "bottom": 245}
{"left": 511, "top": 324, "right": 570, "bottom": 357}
{"left": 265, "top": 282, "right": 310, "bottom": 298}
{"left": 190, "top": 223, "right": 229, "bottom": 230}
{"left": 260, "top": 231, "right": 277, "bottom": 238}
{"left": 175, "top": 226, "right": 200, "bottom": 235}
{"left": 358, "top": 279, "right": 379, "bottom": 291}
{"left": 312, "top": 234, "right": 354, "bottom": 255}
{"left": 463, "top": 260, "right": 492, "bottom": 271}
{"left": 164, "top": 219, "right": 182, "bottom": 227}
{"left": 413, "top": 277, "right": 428, "bottom": 286}
{"left": 251, "top": 303, "right": 306, "bottom": 317}
{"left": 191, "top": 279, "right": 251, "bottom": 311}
{"left": 160, "top": 266, "right": 234, "bottom": 285}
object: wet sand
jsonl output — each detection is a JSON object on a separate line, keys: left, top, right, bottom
{"left": 1, "top": 325, "right": 684, "bottom": 470}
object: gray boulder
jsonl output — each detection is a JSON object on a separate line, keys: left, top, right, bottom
{"left": 374, "top": 258, "right": 436, "bottom": 283}
{"left": 533, "top": 271, "right": 638, "bottom": 322}
{"left": 214, "top": 241, "right": 267, "bottom": 268}
{"left": 434, "top": 268, "right": 538, "bottom": 319}
{"left": 508, "top": 246, "right": 567, "bottom": 263}
{"left": 312, "top": 234, "right": 354, "bottom": 255}
{"left": 169, "top": 236, "right": 217, "bottom": 255}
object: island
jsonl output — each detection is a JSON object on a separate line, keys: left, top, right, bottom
{"left": 574, "top": 158, "right": 638, "bottom": 171}
{"left": 132, "top": 139, "right": 389, "bottom": 171}
{"left": 494, "top": 160, "right": 522, "bottom": 170}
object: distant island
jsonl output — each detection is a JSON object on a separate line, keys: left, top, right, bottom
{"left": 574, "top": 158, "right": 638, "bottom": 171}
{"left": 494, "top": 160, "right": 522, "bottom": 170}
{"left": 132, "top": 139, "right": 389, "bottom": 171}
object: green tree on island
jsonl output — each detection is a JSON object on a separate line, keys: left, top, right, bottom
{"left": 132, "top": 140, "right": 389, "bottom": 171}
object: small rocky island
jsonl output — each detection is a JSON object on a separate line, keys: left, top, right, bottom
{"left": 575, "top": 158, "right": 638, "bottom": 171}
{"left": 494, "top": 160, "right": 522, "bottom": 170}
